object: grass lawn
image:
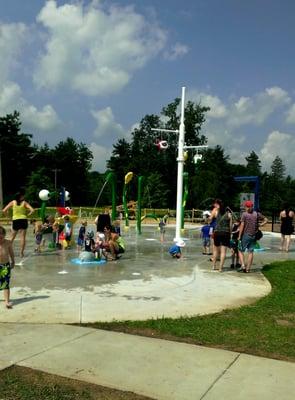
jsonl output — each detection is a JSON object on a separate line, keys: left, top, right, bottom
{"left": 83, "top": 260, "right": 295, "bottom": 362}
{"left": 0, "top": 366, "right": 153, "bottom": 400}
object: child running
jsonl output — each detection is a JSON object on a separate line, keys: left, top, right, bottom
{"left": 0, "top": 226, "right": 15, "bottom": 309}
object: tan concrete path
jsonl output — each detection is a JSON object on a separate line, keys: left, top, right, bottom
{"left": 1, "top": 323, "right": 294, "bottom": 400}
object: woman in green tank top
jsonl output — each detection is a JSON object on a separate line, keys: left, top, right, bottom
{"left": 2, "top": 190, "right": 34, "bottom": 258}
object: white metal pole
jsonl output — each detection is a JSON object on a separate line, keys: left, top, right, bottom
{"left": 174, "top": 86, "right": 186, "bottom": 243}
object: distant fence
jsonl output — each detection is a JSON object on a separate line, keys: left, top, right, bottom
{"left": 0, "top": 206, "right": 282, "bottom": 232}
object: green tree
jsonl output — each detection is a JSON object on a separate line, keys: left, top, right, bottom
{"left": 245, "top": 151, "right": 262, "bottom": 176}
{"left": 0, "top": 112, "right": 34, "bottom": 200}
{"left": 271, "top": 156, "right": 286, "bottom": 181}
{"left": 88, "top": 171, "right": 114, "bottom": 208}
{"left": 141, "top": 173, "right": 170, "bottom": 208}
{"left": 191, "top": 146, "right": 236, "bottom": 208}
{"left": 25, "top": 167, "right": 54, "bottom": 206}
{"left": 50, "top": 138, "right": 93, "bottom": 205}
{"left": 107, "top": 98, "right": 210, "bottom": 208}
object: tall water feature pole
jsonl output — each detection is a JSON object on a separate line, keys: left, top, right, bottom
{"left": 152, "top": 87, "right": 207, "bottom": 244}
{"left": 174, "top": 86, "right": 186, "bottom": 244}
{"left": 152, "top": 87, "right": 186, "bottom": 244}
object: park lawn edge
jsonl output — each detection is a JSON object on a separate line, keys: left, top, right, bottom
{"left": 77, "top": 260, "right": 295, "bottom": 362}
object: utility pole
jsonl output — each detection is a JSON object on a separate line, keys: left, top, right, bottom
{"left": 0, "top": 151, "right": 3, "bottom": 211}
{"left": 52, "top": 169, "right": 61, "bottom": 191}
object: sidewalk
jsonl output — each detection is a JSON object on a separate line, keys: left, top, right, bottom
{"left": 1, "top": 323, "right": 294, "bottom": 400}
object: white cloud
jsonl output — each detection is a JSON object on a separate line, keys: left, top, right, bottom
{"left": 188, "top": 90, "right": 228, "bottom": 119}
{"left": 91, "top": 107, "right": 126, "bottom": 141}
{"left": 34, "top": 0, "right": 167, "bottom": 96}
{"left": 0, "top": 22, "right": 27, "bottom": 84}
{"left": 286, "top": 104, "right": 295, "bottom": 124}
{"left": 187, "top": 86, "right": 294, "bottom": 172}
{"left": 0, "top": 19, "right": 61, "bottom": 136}
{"left": 259, "top": 130, "right": 295, "bottom": 174}
{"left": 228, "top": 86, "right": 290, "bottom": 127}
{"left": 0, "top": 81, "right": 60, "bottom": 133}
{"left": 90, "top": 106, "right": 132, "bottom": 171}
{"left": 89, "top": 142, "right": 112, "bottom": 172}
{"left": 164, "top": 42, "right": 189, "bottom": 61}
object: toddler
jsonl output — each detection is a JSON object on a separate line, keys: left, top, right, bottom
{"left": 34, "top": 222, "right": 43, "bottom": 253}
{"left": 169, "top": 244, "right": 182, "bottom": 259}
{"left": 77, "top": 220, "right": 87, "bottom": 251}
{"left": 230, "top": 219, "right": 241, "bottom": 269}
{"left": 200, "top": 220, "right": 212, "bottom": 255}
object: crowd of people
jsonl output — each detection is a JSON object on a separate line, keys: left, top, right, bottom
{"left": 170, "top": 199, "right": 294, "bottom": 273}
{"left": 1, "top": 189, "right": 294, "bottom": 309}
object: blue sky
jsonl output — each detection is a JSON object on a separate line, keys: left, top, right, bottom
{"left": 1, "top": 0, "right": 295, "bottom": 174}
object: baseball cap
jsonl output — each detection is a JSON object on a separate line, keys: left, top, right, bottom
{"left": 244, "top": 200, "right": 254, "bottom": 208}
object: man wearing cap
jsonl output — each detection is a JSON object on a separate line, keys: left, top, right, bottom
{"left": 237, "top": 201, "right": 268, "bottom": 272}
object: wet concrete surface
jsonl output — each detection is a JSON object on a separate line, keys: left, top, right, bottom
{"left": 1, "top": 223, "right": 294, "bottom": 323}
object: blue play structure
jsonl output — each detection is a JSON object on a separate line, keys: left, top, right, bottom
{"left": 234, "top": 176, "right": 260, "bottom": 210}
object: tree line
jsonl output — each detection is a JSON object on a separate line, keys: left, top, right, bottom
{"left": 1, "top": 104, "right": 294, "bottom": 214}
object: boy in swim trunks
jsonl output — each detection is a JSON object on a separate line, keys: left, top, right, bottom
{"left": 0, "top": 226, "right": 15, "bottom": 308}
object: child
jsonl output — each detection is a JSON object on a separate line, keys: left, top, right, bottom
{"left": 113, "top": 220, "right": 121, "bottom": 236}
{"left": 230, "top": 219, "right": 241, "bottom": 269}
{"left": 84, "top": 230, "right": 95, "bottom": 252}
{"left": 94, "top": 232, "right": 105, "bottom": 259}
{"left": 78, "top": 230, "right": 95, "bottom": 262}
{"left": 77, "top": 220, "right": 87, "bottom": 251}
{"left": 63, "top": 215, "right": 72, "bottom": 249}
{"left": 200, "top": 220, "right": 212, "bottom": 255}
{"left": 52, "top": 221, "right": 61, "bottom": 249}
{"left": 34, "top": 222, "right": 43, "bottom": 253}
{"left": 42, "top": 214, "right": 55, "bottom": 248}
{"left": 159, "top": 218, "right": 166, "bottom": 243}
{"left": 168, "top": 244, "right": 182, "bottom": 259}
{"left": 0, "top": 226, "right": 15, "bottom": 309}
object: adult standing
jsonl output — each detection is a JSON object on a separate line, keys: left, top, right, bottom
{"left": 279, "top": 204, "right": 294, "bottom": 252}
{"left": 238, "top": 200, "right": 268, "bottom": 273}
{"left": 2, "top": 190, "right": 34, "bottom": 258}
{"left": 210, "top": 199, "right": 232, "bottom": 272}
{"left": 95, "top": 208, "right": 111, "bottom": 233}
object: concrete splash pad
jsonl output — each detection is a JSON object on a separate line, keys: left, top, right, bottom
{"left": 1, "top": 225, "right": 288, "bottom": 324}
